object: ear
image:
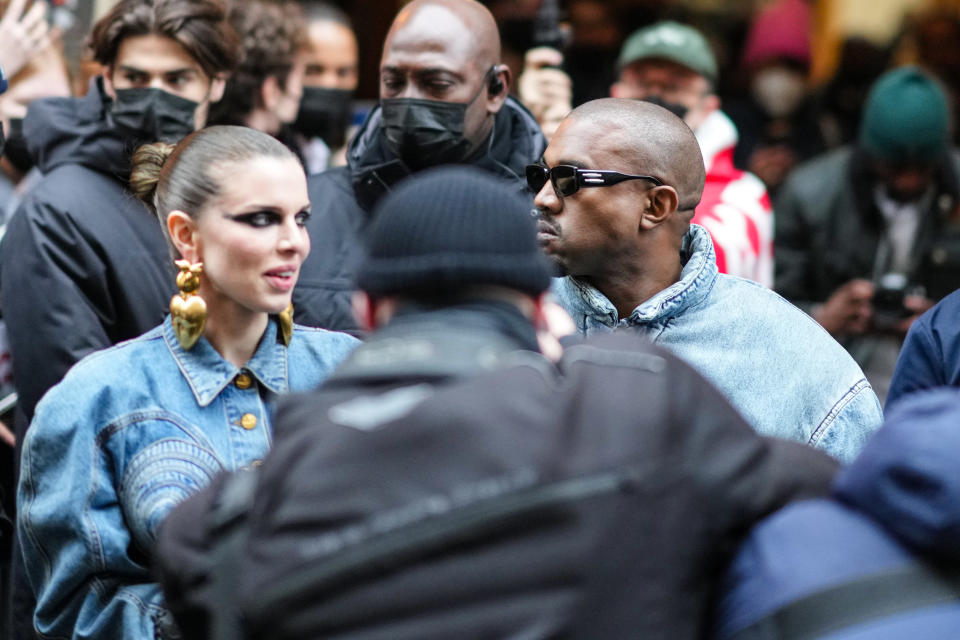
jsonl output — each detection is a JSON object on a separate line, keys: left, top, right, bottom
{"left": 533, "top": 293, "right": 576, "bottom": 362}
{"left": 102, "top": 67, "right": 117, "bottom": 101}
{"left": 639, "top": 186, "right": 680, "bottom": 231}
{"left": 167, "top": 210, "right": 200, "bottom": 263}
{"left": 351, "top": 290, "right": 376, "bottom": 331}
{"left": 208, "top": 73, "right": 227, "bottom": 104}
{"left": 261, "top": 75, "right": 281, "bottom": 111}
{"left": 485, "top": 64, "right": 510, "bottom": 115}
{"left": 703, "top": 93, "right": 720, "bottom": 114}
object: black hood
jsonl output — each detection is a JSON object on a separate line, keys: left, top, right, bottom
{"left": 345, "top": 95, "right": 546, "bottom": 211}
{"left": 23, "top": 78, "right": 137, "bottom": 179}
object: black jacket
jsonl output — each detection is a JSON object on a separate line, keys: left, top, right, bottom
{"left": 156, "top": 312, "right": 837, "bottom": 640}
{"left": 0, "top": 79, "right": 174, "bottom": 424}
{"left": 775, "top": 146, "right": 960, "bottom": 307}
{"left": 292, "top": 97, "right": 546, "bottom": 334}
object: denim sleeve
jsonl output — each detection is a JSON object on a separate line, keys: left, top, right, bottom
{"left": 811, "top": 381, "right": 884, "bottom": 463}
{"left": 886, "top": 319, "right": 942, "bottom": 412}
{"left": 17, "top": 398, "right": 165, "bottom": 639}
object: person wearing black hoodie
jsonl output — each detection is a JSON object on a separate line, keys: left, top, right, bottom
{"left": 0, "top": 0, "right": 238, "bottom": 427}
{"left": 291, "top": 0, "right": 546, "bottom": 335}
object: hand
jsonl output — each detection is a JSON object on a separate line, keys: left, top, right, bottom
{"left": 518, "top": 47, "right": 572, "bottom": 141}
{"left": 813, "top": 279, "right": 874, "bottom": 336}
{"left": 0, "top": 0, "right": 53, "bottom": 79}
{"left": 892, "top": 294, "right": 935, "bottom": 336}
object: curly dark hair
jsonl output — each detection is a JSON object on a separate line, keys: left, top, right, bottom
{"left": 208, "top": 0, "right": 307, "bottom": 126}
{"left": 89, "top": 0, "right": 239, "bottom": 79}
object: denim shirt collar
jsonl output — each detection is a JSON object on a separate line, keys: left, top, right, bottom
{"left": 559, "top": 224, "right": 719, "bottom": 327}
{"left": 162, "top": 315, "right": 289, "bottom": 406}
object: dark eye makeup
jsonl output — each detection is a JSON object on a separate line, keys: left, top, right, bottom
{"left": 226, "top": 209, "right": 311, "bottom": 228}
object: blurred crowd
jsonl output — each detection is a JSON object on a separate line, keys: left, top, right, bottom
{"left": 1, "top": 0, "right": 960, "bottom": 638}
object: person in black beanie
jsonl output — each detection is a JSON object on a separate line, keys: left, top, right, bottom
{"left": 153, "top": 166, "right": 838, "bottom": 640}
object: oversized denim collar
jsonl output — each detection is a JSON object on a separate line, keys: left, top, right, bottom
{"left": 557, "top": 224, "right": 719, "bottom": 327}
{"left": 162, "top": 315, "right": 289, "bottom": 406}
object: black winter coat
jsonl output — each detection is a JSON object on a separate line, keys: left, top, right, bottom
{"left": 0, "top": 79, "right": 174, "bottom": 425}
{"left": 156, "top": 319, "right": 837, "bottom": 640}
{"left": 775, "top": 146, "right": 960, "bottom": 307}
{"left": 292, "top": 97, "right": 546, "bottom": 335}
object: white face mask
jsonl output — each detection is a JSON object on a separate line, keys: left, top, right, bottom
{"left": 750, "top": 67, "right": 807, "bottom": 118}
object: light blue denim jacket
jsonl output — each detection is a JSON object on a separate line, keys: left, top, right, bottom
{"left": 17, "top": 317, "right": 358, "bottom": 639}
{"left": 553, "top": 224, "right": 883, "bottom": 462}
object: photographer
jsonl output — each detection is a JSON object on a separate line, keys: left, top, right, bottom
{"left": 775, "top": 67, "right": 960, "bottom": 401}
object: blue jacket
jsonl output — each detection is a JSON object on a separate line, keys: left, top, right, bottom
{"left": 714, "top": 388, "right": 960, "bottom": 639}
{"left": 553, "top": 224, "right": 883, "bottom": 462}
{"left": 887, "top": 288, "right": 960, "bottom": 410}
{"left": 554, "top": 224, "right": 883, "bottom": 460}
{"left": 17, "top": 317, "right": 358, "bottom": 639}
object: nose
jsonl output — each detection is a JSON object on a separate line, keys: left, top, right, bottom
{"left": 532, "top": 179, "right": 561, "bottom": 217}
{"left": 278, "top": 217, "right": 310, "bottom": 258}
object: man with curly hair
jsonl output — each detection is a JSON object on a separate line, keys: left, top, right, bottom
{"left": 209, "top": 0, "right": 307, "bottom": 138}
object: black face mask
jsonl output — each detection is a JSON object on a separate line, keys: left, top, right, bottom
{"left": 111, "top": 87, "right": 198, "bottom": 143}
{"left": 293, "top": 87, "right": 353, "bottom": 149}
{"left": 380, "top": 75, "right": 490, "bottom": 170}
{"left": 642, "top": 95, "right": 689, "bottom": 121}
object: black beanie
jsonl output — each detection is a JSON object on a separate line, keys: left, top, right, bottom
{"left": 357, "top": 166, "right": 553, "bottom": 298}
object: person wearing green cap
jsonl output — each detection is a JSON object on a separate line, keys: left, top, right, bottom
{"left": 775, "top": 65, "right": 960, "bottom": 403}
{"left": 611, "top": 20, "right": 774, "bottom": 288}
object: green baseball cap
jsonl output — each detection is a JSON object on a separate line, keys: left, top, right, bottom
{"left": 617, "top": 21, "right": 718, "bottom": 83}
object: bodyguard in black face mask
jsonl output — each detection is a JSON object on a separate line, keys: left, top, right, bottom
{"left": 0, "top": 0, "right": 238, "bottom": 430}
{"left": 293, "top": 0, "right": 546, "bottom": 335}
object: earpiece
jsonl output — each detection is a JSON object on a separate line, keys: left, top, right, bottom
{"left": 488, "top": 66, "right": 505, "bottom": 96}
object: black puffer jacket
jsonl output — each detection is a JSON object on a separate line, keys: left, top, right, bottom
{"left": 292, "top": 97, "right": 546, "bottom": 334}
{"left": 0, "top": 79, "right": 174, "bottom": 425}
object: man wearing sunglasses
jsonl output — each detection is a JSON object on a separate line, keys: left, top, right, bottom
{"left": 535, "top": 98, "right": 882, "bottom": 462}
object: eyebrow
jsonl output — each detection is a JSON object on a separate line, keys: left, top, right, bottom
{"left": 227, "top": 204, "right": 312, "bottom": 214}
{"left": 381, "top": 65, "right": 462, "bottom": 79}
{"left": 553, "top": 158, "right": 590, "bottom": 169}
{"left": 116, "top": 65, "right": 197, "bottom": 76}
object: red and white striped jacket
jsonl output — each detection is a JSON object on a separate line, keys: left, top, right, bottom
{"left": 692, "top": 110, "right": 773, "bottom": 287}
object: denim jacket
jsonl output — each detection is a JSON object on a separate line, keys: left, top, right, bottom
{"left": 17, "top": 317, "right": 358, "bottom": 639}
{"left": 553, "top": 224, "right": 883, "bottom": 462}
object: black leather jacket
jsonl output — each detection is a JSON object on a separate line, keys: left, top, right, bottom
{"left": 775, "top": 145, "right": 960, "bottom": 308}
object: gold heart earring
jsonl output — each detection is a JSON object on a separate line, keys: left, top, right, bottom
{"left": 170, "top": 259, "right": 207, "bottom": 350}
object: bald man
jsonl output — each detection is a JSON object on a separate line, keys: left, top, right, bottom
{"left": 536, "top": 99, "right": 883, "bottom": 461}
{"left": 293, "top": 0, "right": 546, "bottom": 335}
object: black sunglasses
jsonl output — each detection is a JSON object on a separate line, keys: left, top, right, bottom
{"left": 526, "top": 163, "right": 664, "bottom": 199}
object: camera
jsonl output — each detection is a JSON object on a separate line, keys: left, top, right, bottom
{"left": 872, "top": 273, "right": 921, "bottom": 330}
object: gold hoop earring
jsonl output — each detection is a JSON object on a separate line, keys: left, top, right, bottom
{"left": 278, "top": 303, "right": 293, "bottom": 346}
{"left": 170, "top": 259, "right": 207, "bottom": 350}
